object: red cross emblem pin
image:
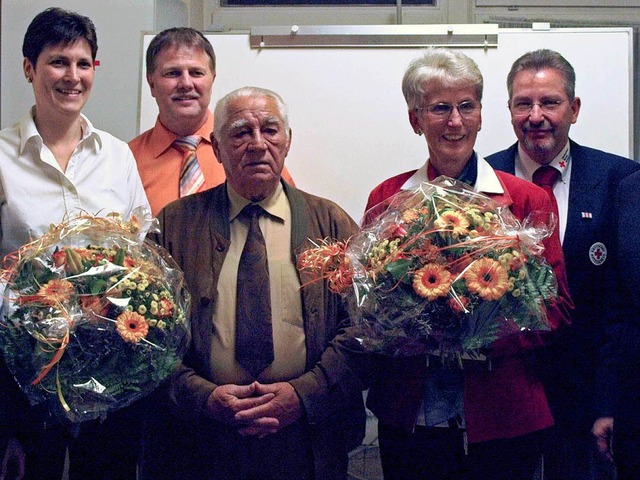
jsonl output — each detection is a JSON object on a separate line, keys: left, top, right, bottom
{"left": 589, "top": 242, "right": 607, "bottom": 266}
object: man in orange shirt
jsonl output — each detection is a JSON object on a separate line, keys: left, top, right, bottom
{"left": 130, "top": 27, "right": 293, "bottom": 216}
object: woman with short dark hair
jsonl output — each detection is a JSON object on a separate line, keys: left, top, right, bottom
{"left": 0, "top": 7, "right": 149, "bottom": 480}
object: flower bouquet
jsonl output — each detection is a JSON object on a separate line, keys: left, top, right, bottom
{"left": 0, "top": 210, "right": 190, "bottom": 423}
{"left": 298, "top": 177, "right": 558, "bottom": 357}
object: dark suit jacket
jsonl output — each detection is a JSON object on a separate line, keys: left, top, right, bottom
{"left": 487, "top": 140, "right": 640, "bottom": 429}
{"left": 594, "top": 170, "right": 640, "bottom": 468}
{"left": 154, "top": 181, "right": 366, "bottom": 480}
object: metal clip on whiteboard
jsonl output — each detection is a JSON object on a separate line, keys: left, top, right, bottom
{"left": 250, "top": 24, "right": 499, "bottom": 49}
{"left": 532, "top": 22, "right": 552, "bottom": 31}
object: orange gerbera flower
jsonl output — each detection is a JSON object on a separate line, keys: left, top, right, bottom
{"left": 36, "top": 279, "right": 75, "bottom": 305}
{"left": 434, "top": 210, "right": 470, "bottom": 237}
{"left": 464, "top": 258, "right": 509, "bottom": 301}
{"left": 79, "top": 296, "right": 109, "bottom": 323}
{"left": 413, "top": 263, "right": 452, "bottom": 301}
{"left": 51, "top": 250, "right": 67, "bottom": 268}
{"left": 416, "top": 241, "right": 441, "bottom": 263}
{"left": 448, "top": 295, "right": 470, "bottom": 314}
{"left": 116, "top": 311, "right": 149, "bottom": 343}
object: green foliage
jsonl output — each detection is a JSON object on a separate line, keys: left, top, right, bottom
{"left": 0, "top": 239, "right": 190, "bottom": 423}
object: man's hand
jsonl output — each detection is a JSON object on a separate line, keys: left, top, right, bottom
{"left": 592, "top": 416, "right": 614, "bottom": 462}
{"left": 1, "top": 437, "right": 25, "bottom": 480}
{"left": 234, "top": 382, "right": 302, "bottom": 437}
{"left": 206, "top": 382, "right": 276, "bottom": 427}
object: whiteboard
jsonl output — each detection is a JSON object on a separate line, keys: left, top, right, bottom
{"left": 138, "top": 28, "right": 633, "bottom": 222}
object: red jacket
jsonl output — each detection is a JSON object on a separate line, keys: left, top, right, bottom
{"left": 364, "top": 162, "right": 573, "bottom": 443}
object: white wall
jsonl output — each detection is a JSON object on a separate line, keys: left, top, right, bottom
{"left": 0, "top": 0, "right": 155, "bottom": 142}
{"left": 138, "top": 29, "right": 633, "bottom": 221}
{"left": 4, "top": 0, "right": 640, "bottom": 144}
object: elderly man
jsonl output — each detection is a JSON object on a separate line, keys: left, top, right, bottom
{"left": 487, "top": 48, "right": 640, "bottom": 480}
{"left": 130, "top": 28, "right": 293, "bottom": 216}
{"left": 152, "top": 86, "right": 365, "bottom": 480}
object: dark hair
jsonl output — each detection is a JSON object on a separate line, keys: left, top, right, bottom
{"left": 22, "top": 7, "right": 98, "bottom": 66}
{"left": 146, "top": 27, "right": 216, "bottom": 74}
{"left": 506, "top": 49, "right": 576, "bottom": 100}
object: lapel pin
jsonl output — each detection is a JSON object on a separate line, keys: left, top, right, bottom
{"left": 589, "top": 242, "right": 607, "bottom": 266}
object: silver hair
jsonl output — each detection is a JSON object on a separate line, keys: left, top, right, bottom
{"left": 506, "top": 49, "right": 576, "bottom": 101}
{"left": 402, "top": 47, "right": 484, "bottom": 111}
{"left": 213, "top": 86, "right": 290, "bottom": 139}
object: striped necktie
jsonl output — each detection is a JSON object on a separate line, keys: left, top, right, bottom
{"left": 174, "top": 135, "right": 204, "bottom": 197}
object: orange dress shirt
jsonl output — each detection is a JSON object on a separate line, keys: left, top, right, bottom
{"left": 129, "top": 110, "right": 294, "bottom": 216}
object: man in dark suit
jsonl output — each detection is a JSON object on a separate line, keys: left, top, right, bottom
{"left": 592, "top": 169, "right": 640, "bottom": 480}
{"left": 486, "top": 49, "right": 639, "bottom": 480}
{"left": 151, "top": 86, "right": 365, "bottom": 480}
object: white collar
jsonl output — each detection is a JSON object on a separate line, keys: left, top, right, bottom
{"left": 400, "top": 155, "right": 504, "bottom": 196}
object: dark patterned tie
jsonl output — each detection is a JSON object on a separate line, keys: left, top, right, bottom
{"left": 532, "top": 165, "right": 560, "bottom": 218}
{"left": 173, "top": 135, "right": 204, "bottom": 197}
{"left": 235, "top": 204, "right": 274, "bottom": 377}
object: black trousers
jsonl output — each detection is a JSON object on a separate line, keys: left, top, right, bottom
{"left": 378, "top": 423, "right": 549, "bottom": 480}
{"left": 541, "top": 423, "right": 615, "bottom": 480}
{"left": 140, "top": 405, "right": 316, "bottom": 480}
{"left": 614, "top": 431, "right": 640, "bottom": 480}
{"left": 23, "top": 404, "right": 140, "bottom": 480}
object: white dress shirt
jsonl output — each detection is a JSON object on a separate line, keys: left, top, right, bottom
{"left": 0, "top": 108, "right": 150, "bottom": 259}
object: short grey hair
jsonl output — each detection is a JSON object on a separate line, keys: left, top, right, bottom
{"left": 213, "top": 86, "right": 290, "bottom": 139}
{"left": 506, "top": 49, "right": 576, "bottom": 100}
{"left": 402, "top": 47, "right": 484, "bottom": 111}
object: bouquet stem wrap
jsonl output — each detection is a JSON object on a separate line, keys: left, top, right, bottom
{"left": 298, "top": 178, "right": 558, "bottom": 357}
{"left": 0, "top": 209, "right": 190, "bottom": 423}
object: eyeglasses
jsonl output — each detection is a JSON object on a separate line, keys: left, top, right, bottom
{"left": 510, "top": 99, "right": 565, "bottom": 116}
{"left": 415, "top": 100, "right": 480, "bottom": 119}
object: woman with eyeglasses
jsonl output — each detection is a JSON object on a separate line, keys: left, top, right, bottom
{"left": 361, "top": 48, "right": 574, "bottom": 479}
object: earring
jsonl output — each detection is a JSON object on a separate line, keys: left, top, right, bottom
{"left": 416, "top": 129, "right": 422, "bottom": 136}
{"left": 26, "top": 77, "right": 32, "bottom": 83}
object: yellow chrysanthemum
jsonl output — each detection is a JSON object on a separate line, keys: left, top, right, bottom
{"left": 116, "top": 311, "right": 149, "bottom": 343}
{"left": 434, "top": 210, "right": 470, "bottom": 237}
{"left": 413, "top": 263, "right": 452, "bottom": 301}
{"left": 401, "top": 209, "right": 419, "bottom": 223}
{"left": 464, "top": 258, "right": 509, "bottom": 301}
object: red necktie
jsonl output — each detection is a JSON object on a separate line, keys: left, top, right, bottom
{"left": 235, "top": 204, "right": 274, "bottom": 377}
{"left": 173, "top": 135, "right": 204, "bottom": 197}
{"left": 532, "top": 165, "right": 560, "bottom": 218}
